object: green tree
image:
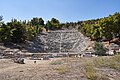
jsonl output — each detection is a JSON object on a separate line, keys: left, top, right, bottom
{"left": 112, "top": 12, "right": 120, "bottom": 38}
{"left": 0, "top": 24, "right": 10, "bottom": 41}
{"left": 0, "top": 16, "right": 2, "bottom": 21}
{"left": 30, "top": 17, "right": 44, "bottom": 33}
{"left": 30, "top": 17, "right": 44, "bottom": 26}
{"left": 0, "top": 16, "right": 3, "bottom": 26}
{"left": 98, "top": 17, "right": 113, "bottom": 41}
{"left": 25, "top": 25, "right": 37, "bottom": 40}
{"left": 45, "top": 18, "right": 60, "bottom": 30}
{"left": 7, "top": 19, "right": 26, "bottom": 43}
{"left": 93, "top": 42, "right": 106, "bottom": 56}
{"left": 90, "top": 24, "right": 101, "bottom": 40}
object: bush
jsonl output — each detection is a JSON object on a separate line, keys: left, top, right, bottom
{"left": 93, "top": 42, "right": 106, "bottom": 56}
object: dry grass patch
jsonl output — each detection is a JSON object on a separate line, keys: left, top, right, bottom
{"left": 83, "top": 61, "right": 98, "bottom": 80}
{"left": 94, "top": 57, "right": 110, "bottom": 68}
{"left": 54, "top": 66, "right": 68, "bottom": 74}
{"left": 49, "top": 61, "right": 62, "bottom": 65}
{"left": 94, "top": 55, "right": 120, "bottom": 71}
{"left": 112, "top": 55, "right": 120, "bottom": 62}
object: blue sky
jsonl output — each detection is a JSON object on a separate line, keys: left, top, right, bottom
{"left": 0, "top": 0, "right": 120, "bottom": 23}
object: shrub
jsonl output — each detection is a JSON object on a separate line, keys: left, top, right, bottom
{"left": 93, "top": 42, "right": 106, "bottom": 56}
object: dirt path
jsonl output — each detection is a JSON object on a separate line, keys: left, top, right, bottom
{"left": 0, "top": 59, "right": 51, "bottom": 73}
{"left": 0, "top": 57, "right": 119, "bottom": 80}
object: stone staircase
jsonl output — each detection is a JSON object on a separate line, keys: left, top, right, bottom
{"left": 26, "top": 30, "right": 89, "bottom": 53}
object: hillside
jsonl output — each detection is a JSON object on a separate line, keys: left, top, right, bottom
{"left": 0, "top": 12, "right": 120, "bottom": 80}
{"left": 25, "top": 30, "right": 89, "bottom": 53}
{"left": 0, "top": 12, "right": 120, "bottom": 43}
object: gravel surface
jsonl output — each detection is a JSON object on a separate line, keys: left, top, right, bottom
{"left": 0, "top": 57, "right": 120, "bottom": 80}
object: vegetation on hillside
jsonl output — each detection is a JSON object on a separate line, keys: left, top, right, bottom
{"left": 80, "top": 12, "right": 120, "bottom": 41}
{"left": 0, "top": 12, "right": 120, "bottom": 43}
{"left": 0, "top": 17, "right": 61, "bottom": 43}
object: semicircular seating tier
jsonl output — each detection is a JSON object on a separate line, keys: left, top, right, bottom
{"left": 27, "top": 30, "right": 89, "bottom": 53}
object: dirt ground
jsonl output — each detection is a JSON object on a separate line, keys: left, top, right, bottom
{"left": 0, "top": 57, "right": 120, "bottom": 80}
